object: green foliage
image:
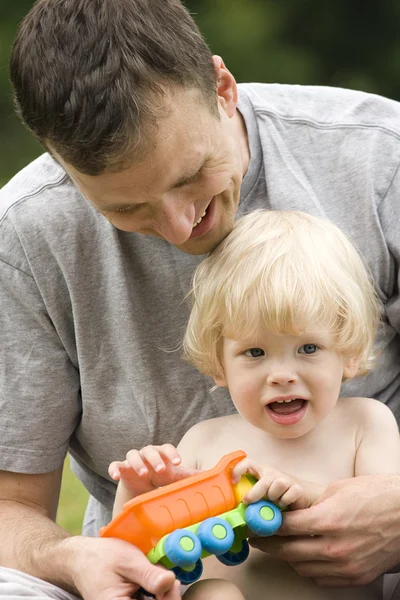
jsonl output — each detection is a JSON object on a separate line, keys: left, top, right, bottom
{"left": 0, "top": 1, "right": 42, "bottom": 182}
{"left": 2, "top": 0, "right": 400, "bottom": 185}
{"left": 57, "top": 457, "right": 89, "bottom": 535}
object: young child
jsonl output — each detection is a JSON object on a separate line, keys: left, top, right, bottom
{"left": 109, "top": 210, "right": 400, "bottom": 600}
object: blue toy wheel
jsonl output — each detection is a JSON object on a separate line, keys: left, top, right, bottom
{"left": 245, "top": 500, "right": 282, "bottom": 536}
{"left": 164, "top": 529, "right": 202, "bottom": 567}
{"left": 216, "top": 538, "right": 250, "bottom": 566}
{"left": 197, "top": 517, "right": 235, "bottom": 555}
{"left": 172, "top": 559, "right": 203, "bottom": 584}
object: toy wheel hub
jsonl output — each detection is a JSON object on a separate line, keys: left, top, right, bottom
{"left": 260, "top": 506, "right": 275, "bottom": 521}
{"left": 212, "top": 524, "right": 228, "bottom": 539}
{"left": 179, "top": 536, "right": 195, "bottom": 551}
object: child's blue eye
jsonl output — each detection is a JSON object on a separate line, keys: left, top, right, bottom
{"left": 244, "top": 348, "right": 264, "bottom": 358}
{"left": 299, "top": 344, "right": 318, "bottom": 355}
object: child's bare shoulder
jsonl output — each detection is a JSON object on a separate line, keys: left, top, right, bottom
{"left": 336, "top": 395, "right": 397, "bottom": 426}
{"left": 182, "top": 413, "right": 241, "bottom": 442}
{"left": 178, "top": 413, "right": 243, "bottom": 465}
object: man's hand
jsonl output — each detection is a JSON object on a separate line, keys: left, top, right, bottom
{"left": 64, "top": 535, "right": 181, "bottom": 600}
{"left": 249, "top": 474, "right": 400, "bottom": 586}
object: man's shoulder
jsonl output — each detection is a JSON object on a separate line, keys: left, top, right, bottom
{"left": 0, "top": 154, "right": 68, "bottom": 217}
{"left": 0, "top": 153, "right": 99, "bottom": 239}
{"left": 238, "top": 82, "right": 400, "bottom": 136}
{"left": 0, "top": 153, "right": 107, "bottom": 271}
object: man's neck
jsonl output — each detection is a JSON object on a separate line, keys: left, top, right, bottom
{"left": 233, "top": 107, "right": 250, "bottom": 177}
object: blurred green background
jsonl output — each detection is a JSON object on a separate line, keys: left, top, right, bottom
{"left": 2, "top": 0, "right": 400, "bottom": 532}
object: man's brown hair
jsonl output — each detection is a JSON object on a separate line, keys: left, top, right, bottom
{"left": 10, "top": 0, "right": 218, "bottom": 175}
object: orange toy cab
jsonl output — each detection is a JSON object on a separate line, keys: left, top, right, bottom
{"left": 100, "top": 450, "right": 282, "bottom": 585}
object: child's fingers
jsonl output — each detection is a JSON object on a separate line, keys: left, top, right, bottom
{"left": 125, "top": 448, "right": 150, "bottom": 475}
{"left": 138, "top": 445, "right": 178, "bottom": 473}
{"left": 266, "top": 477, "right": 292, "bottom": 503}
{"left": 108, "top": 460, "right": 123, "bottom": 480}
{"left": 243, "top": 476, "right": 273, "bottom": 504}
{"left": 231, "top": 458, "right": 263, "bottom": 483}
{"left": 157, "top": 444, "right": 182, "bottom": 467}
{"left": 279, "top": 484, "right": 305, "bottom": 507}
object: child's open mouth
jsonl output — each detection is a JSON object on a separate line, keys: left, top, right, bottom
{"left": 266, "top": 399, "right": 308, "bottom": 425}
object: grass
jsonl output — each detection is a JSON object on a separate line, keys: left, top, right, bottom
{"left": 57, "top": 456, "right": 89, "bottom": 535}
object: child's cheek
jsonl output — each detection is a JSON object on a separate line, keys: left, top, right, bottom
{"left": 234, "top": 380, "right": 258, "bottom": 401}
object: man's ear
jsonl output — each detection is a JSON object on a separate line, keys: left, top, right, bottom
{"left": 343, "top": 356, "right": 360, "bottom": 380}
{"left": 212, "top": 55, "right": 238, "bottom": 118}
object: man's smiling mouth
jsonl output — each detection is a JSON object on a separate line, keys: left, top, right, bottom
{"left": 192, "top": 208, "right": 207, "bottom": 228}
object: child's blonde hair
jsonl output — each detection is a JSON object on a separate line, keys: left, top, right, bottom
{"left": 183, "top": 210, "right": 381, "bottom": 380}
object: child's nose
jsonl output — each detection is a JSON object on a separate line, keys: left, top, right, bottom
{"left": 266, "top": 369, "right": 297, "bottom": 386}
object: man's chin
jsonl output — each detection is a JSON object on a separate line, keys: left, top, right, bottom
{"left": 175, "top": 238, "right": 218, "bottom": 256}
{"left": 175, "top": 227, "right": 232, "bottom": 255}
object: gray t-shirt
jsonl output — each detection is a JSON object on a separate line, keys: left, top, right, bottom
{"left": 1, "top": 83, "right": 400, "bottom": 533}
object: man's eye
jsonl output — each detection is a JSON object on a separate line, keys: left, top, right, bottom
{"left": 244, "top": 348, "right": 264, "bottom": 358}
{"left": 299, "top": 344, "right": 318, "bottom": 355}
{"left": 175, "top": 171, "right": 201, "bottom": 188}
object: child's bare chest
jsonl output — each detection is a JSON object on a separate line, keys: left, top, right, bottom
{"left": 198, "top": 415, "right": 356, "bottom": 487}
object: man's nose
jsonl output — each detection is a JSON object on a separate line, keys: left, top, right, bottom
{"left": 155, "top": 198, "right": 195, "bottom": 245}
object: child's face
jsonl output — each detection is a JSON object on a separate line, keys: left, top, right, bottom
{"left": 214, "top": 327, "right": 359, "bottom": 439}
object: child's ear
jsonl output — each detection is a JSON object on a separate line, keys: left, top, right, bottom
{"left": 343, "top": 356, "right": 360, "bottom": 380}
{"left": 213, "top": 370, "right": 228, "bottom": 388}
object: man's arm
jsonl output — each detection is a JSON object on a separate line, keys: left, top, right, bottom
{"left": 0, "top": 468, "right": 72, "bottom": 585}
{"left": 0, "top": 469, "right": 181, "bottom": 600}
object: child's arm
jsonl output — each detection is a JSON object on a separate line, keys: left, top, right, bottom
{"left": 231, "top": 458, "right": 325, "bottom": 510}
{"left": 354, "top": 398, "right": 400, "bottom": 475}
{"left": 109, "top": 444, "right": 198, "bottom": 517}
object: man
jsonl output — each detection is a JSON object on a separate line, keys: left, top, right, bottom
{"left": 1, "top": 0, "right": 400, "bottom": 599}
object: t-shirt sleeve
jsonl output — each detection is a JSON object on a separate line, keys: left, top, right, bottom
{"left": 0, "top": 257, "right": 80, "bottom": 473}
{"left": 379, "top": 159, "right": 400, "bottom": 335}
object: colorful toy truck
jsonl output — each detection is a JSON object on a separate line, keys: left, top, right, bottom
{"left": 100, "top": 450, "right": 282, "bottom": 584}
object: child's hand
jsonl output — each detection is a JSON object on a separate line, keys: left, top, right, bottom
{"left": 109, "top": 444, "right": 199, "bottom": 497}
{"left": 232, "top": 458, "right": 309, "bottom": 510}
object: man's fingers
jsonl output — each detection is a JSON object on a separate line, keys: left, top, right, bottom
{"left": 275, "top": 504, "right": 332, "bottom": 536}
{"left": 313, "top": 575, "right": 376, "bottom": 587}
{"left": 249, "top": 534, "right": 328, "bottom": 563}
{"left": 290, "top": 560, "right": 376, "bottom": 582}
{"left": 118, "top": 547, "right": 177, "bottom": 597}
{"left": 159, "top": 579, "right": 182, "bottom": 599}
